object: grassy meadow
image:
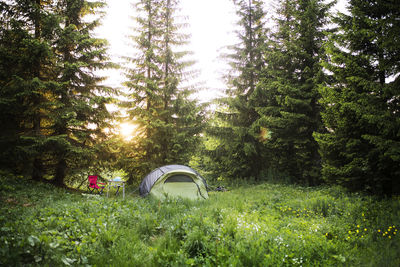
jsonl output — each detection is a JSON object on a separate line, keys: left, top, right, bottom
{"left": 1, "top": 175, "right": 399, "bottom": 266}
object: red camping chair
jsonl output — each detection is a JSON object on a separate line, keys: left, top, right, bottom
{"left": 88, "top": 175, "right": 106, "bottom": 195}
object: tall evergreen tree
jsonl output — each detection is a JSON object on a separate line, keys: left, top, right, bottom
{"left": 0, "top": 0, "right": 56, "bottom": 179}
{"left": 314, "top": 0, "right": 400, "bottom": 195}
{"left": 256, "top": 0, "right": 333, "bottom": 185}
{"left": 209, "top": 0, "right": 268, "bottom": 180}
{"left": 0, "top": 1, "right": 26, "bottom": 173}
{"left": 49, "top": 0, "right": 114, "bottom": 186}
{"left": 0, "top": 0, "right": 114, "bottom": 185}
{"left": 123, "top": 0, "right": 203, "bottom": 181}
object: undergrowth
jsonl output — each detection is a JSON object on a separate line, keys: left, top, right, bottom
{"left": 0, "top": 174, "right": 399, "bottom": 266}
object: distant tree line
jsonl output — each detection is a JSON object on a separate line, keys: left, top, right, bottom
{"left": 1, "top": 0, "right": 399, "bottom": 195}
{"left": 205, "top": 0, "right": 400, "bottom": 195}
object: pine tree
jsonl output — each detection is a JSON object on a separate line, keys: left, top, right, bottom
{"left": 0, "top": 0, "right": 56, "bottom": 179}
{"left": 314, "top": 0, "right": 400, "bottom": 195}
{"left": 123, "top": 0, "right": 203, "bottom": 181}
{"left": 49, "top": 0, "right": 115, "bottom": 186}
{"left": 210, "top": 0, "right": 269, "bottom": 180}
{"left": 123, "top": 0, "right": 164, "bottom": 178}
{"left": 0, "top": 0, "right": 114, "bottom": 185}
{"left": 256, "top": 0, "right": 333, "bottom": 185}
{"left": 0, "top": 1, "right": 28, "bottom": 173}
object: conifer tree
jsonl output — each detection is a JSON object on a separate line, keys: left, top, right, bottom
{"left": 257, "top": 0, "right": 332, "bottom": 185}
{"left": 210, "top": 0, "right": 268, "bottom": 180}
{"left": 49, "top": 0, "right": 114, "bottom": 186}
{"left": 0, "top": 0, "right": 56, "bottom": 179}
{"left": 0, "top": 0, "right": 114, "bottom": 185}
{"left": 314, "top": 0, "right": 400, "bottom": 195}
{"left": 123, "top": 0, "right": 203, "bottom": 181}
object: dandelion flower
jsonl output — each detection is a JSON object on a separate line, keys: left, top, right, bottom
{"left": 378, "top": 229, "right": 381, "bottom": 233}
{"left": 364, "top": 228, "right": 367, "bottom": 231}
{"left": 389, "top": 236, "right": 391, "bottom": 239}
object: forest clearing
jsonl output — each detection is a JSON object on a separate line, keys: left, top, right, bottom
{"left": 1, "top": 175, "right": 399, "bottom": 266}
{"left": 1, "top": 0, "right": 399, "bottom": 266}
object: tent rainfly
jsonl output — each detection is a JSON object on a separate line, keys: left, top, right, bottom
{"left": 139, "top": 165, "right": 208, "bottom": 200}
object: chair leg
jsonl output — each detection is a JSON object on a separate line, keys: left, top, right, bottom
{"left": 89, "top": 187, "right": 102, "bottom": 195}
{"left": 115, "top": 186, "right": 120, "bottom": 196}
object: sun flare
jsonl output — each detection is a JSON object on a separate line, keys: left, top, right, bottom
{"left": 119, "top": 123, "right": 137, "bottom": 141}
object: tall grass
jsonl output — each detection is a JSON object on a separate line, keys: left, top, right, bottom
{"left": 1, "top": 174, "right": 399, "bottom": 266}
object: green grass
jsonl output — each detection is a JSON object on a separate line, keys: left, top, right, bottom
{"left": 1, "top": 174, "right": 399, "bottom": 266}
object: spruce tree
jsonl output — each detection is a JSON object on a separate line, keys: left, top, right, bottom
{"left": 314, "top": 0, "right": 400, "bottom": 195}
{"left": 210, "top": 0, "right": 268, "bottom": 180}
{"left": 123, "top": 0, "right": 203, "bottom": 181}
{"left": 256, "top": 0, "right": 332, "bottom": 185}
{"left": 0, "top": 0, "right": 56, "bottom": 179}
{"left": 49, "top": 0, "right": 114, "bottom": 186}
{"left": 0, "top": 0, "right": 114, "bottom": 185}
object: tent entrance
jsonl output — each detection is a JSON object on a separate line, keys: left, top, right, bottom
{"left": 163, "top": 175, "right": 199, "bottom": 199}
{"left": 164, "top": 175, "right": 194, "bottom": 183}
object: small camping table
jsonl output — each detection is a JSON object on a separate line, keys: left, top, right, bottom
{"left": 106, "top": 179, "right": 125, "bottom": 199}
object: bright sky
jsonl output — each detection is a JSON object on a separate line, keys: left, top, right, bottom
{"left": 96, "top": 0, "right": 347, "bottom": 103}
{"left": 96, "top": 0, "right": 238, "bottom": 102}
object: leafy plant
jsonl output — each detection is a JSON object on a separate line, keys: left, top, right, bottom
{"left": 1, "top": 174, "right": 399, "bottom": 266}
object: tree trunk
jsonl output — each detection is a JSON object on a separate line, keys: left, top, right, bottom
{"left": 31, "top": 0, "right": 43, "bottom": 181}
{"left": 53, "top": 157, "right": 66, "bottom": 187}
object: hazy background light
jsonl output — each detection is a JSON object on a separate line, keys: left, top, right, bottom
{"left": 96, "top": 0, "right": 348, "bottom": 103}
{"left": 96, "top": 0, "right": 238, "bottom": 103}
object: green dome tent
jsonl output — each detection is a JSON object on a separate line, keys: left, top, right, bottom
{"left": 139, "top": 165, "right": 208, "bottom": 200}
